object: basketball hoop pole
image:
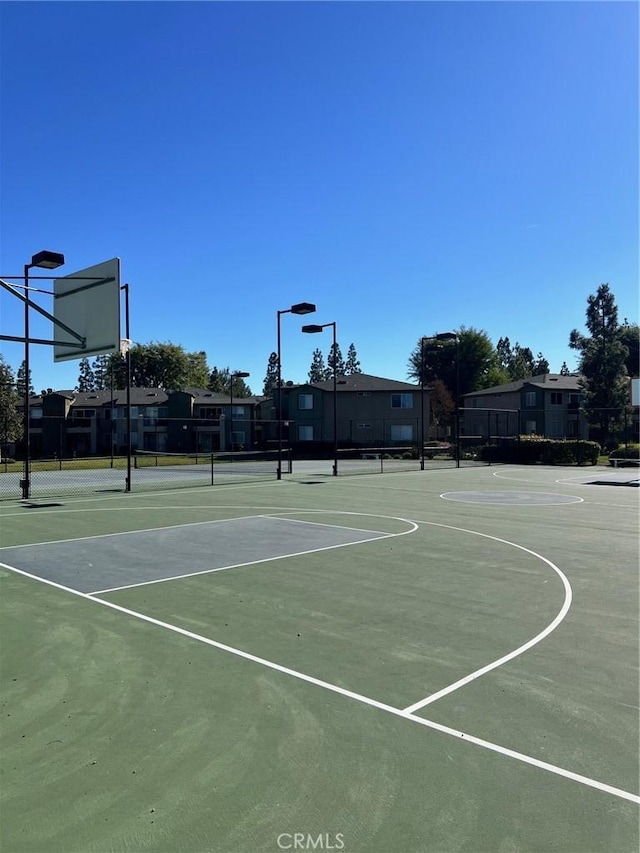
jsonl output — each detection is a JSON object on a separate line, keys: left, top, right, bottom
{"left": 23, "top": 263, "right": 30, "bottom": 499}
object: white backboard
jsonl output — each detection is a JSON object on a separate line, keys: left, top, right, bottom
{"left": 53, "top": 258, "right": 121, "bottom": 362}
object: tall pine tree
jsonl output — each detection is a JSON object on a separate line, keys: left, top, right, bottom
{"left": 569, "top": 283, "right": 629, "bottom": 448}
{"left": 92, "top": 354, "right": 110, "bottom": 390}
{"left": 77, "top": 358, "right": 96, "bottom": 392}
{"left": 16, "top": 361, "right": 34, "bottom": 398}
{"left": 0, "top": 356, "right": 22, "bottom": 444}
{"left": 327, "top": 343, "right": 345, "bottom": 376}
{"left": 308, "top": 348, "right": 329, "bottom": 382}
{"left": 263, "top": 352, "right": 280, "bottom": 396}
{"left": 345, "top": 343, "right": 362, "bottom": 374}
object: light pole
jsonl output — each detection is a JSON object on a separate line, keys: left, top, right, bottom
{"left": 436, "top": 332, "right": 460, "bottom": 468}
{"left": 302, "top": 321, "right": 338, "bottom": 476}
{"left": 419, "top": 337, "right": 442, "bottom": 468}
{"left": 229, "top": 370, "right": 249, "bottom": 451}
{"left": 276, "top": 302, "right": 316, "bottom": 479}
{"left": 420, "top": 337, "right": 427, "bottom": 470}
{"left": 22, "top": 250, "right": 65, "bottom": 498}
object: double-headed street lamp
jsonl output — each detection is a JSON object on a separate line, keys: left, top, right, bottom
{"left": 302, "top": 321, "right": 338, "bottom": 477}
{"left": 276, "top": 302, "right": 316, "bottom": 479}
{"left": 23, "top": 251, "right": 65, "bottom": 498}
{"left": 229, "top": 370, "right": 250, "bottom": 451}
{"left": 435, "top": 332, "right": 460, "bottom": 468}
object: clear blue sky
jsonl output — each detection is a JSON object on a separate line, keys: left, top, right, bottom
{"left": 1, "top": 0, "right": 637, "bottom": 395}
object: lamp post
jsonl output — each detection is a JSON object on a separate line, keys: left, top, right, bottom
{"left": 276, "top": 302, "right": 316, "bottom": 479}
{"left": 419, "top": 337, "right": 443, "bottom": 468}
{"left": 302, "top": 321, "right": 338, "bottom": 476}
{"left": 420, "top": 337, "right": 427, "bottom": 470}
{"left": 22, "top": 250, "right": 65, "bottom": 499}
{"left": 229, "top": 370, "right": 250, "bottom": 451}
{"left": 436, "top": 332, "right": 460, "bottom": 468}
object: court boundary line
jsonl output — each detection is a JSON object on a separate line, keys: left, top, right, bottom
{"left": 402, "top": 521, "right": 572, "bottom": 713}
{"left": 88, "top": 521, "right": 411, "bottom": 595}
{"left": 0, "top": 513, "right": 265, "bottom": 551}
{"left": 440, "top": 491, "right": 584, "bottom": 505}
{"left": 2, "top": 506, "right": 574, "bottom": 706}
{"left": 1, "top": 558, "right": 637, "bottom": 806}
{"left": 0, "top": 507, "right": 412, "bottom": 552}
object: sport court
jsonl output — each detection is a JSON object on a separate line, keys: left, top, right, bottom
{"left": 0, "top": 463, "right": 638, "bottom": 852}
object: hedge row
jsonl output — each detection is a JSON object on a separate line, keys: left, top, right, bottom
{"left": 479, "top": 439, "right": 600, "bottom": 466}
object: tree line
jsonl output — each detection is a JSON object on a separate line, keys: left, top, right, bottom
{"left": 408, "top": 283, "right": 638, "bottom": 448}
{"left": 1, "top": 284, "right": 638, "bottom": 449}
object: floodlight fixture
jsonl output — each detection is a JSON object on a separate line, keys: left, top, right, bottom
{"left": 30, "top": 250, "right": 65, "bottom": 270}
{"left": 290, "top": 302, "right": 316, "bottom": 315}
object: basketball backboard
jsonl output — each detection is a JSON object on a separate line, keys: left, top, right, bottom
{"left": 53, "top": 258, "right": 121, "bottom": 362}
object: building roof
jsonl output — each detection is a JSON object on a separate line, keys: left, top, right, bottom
{"left": 304, "top": 373, "right": 419, "bottom": 393}
{"left": 462, "top": 374, "right": 583, "bottom": 398}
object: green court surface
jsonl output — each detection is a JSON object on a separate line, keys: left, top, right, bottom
{"left": 0, "top": 465, "right": 638, "bottom": 852}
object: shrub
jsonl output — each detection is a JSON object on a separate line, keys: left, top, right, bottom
{"left": 609, "top": 445, "right": 640, "bottom": 461}
{"left": 480, "top": 438, "right": 599, "bottom": 465}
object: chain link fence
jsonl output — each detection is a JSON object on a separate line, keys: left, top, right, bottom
{"left": 2, "top": 406, "right": 636, "bottom": 498}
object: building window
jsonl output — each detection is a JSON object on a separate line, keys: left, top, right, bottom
{"left": 231, "top": 405, "right": 245, "bottom": 417}
{"left": 390, "top": 424, "right": 413, "bottom": 441}
{"left": 231, "top": 430, "right": 245, "bottom": 446}
{"left": 73, "top": 409, "right": 95, "bottom": 418}
{"left": 356, "top": 392, "right": 371, "bottom": 397}
{"left": 298, "top": 394, "right": 313, "bottom": 411}
{"left": 356, "top": 423, "right": 372, "bottom": 429}
{"left": 569, "top": 393, "right": 580, "bottom": 405}
{"left": 525, "top": 420, "right": 537, "bottom": 434}
{"left": 525, "top": 392, "right": 536, "bottom": 407}
{"left": 298, "top": 425, "right": 313, "bottom": 441}
{"left": 550, "top": 392, "right": 563, "bottom": 405}
{"left": 472, "top": 399, "right": 481, "bottom": 408}
{"left": 568, "top": 422, "right": 578, "bottom": 437}
{"left": 549, "top": 420, "right": 562, "bottom": 436}
{"left": 391, "top": 393, "right": 413, "bottom": 409}
{"left": 200, "top": 406, "right": 222, "bottom": 420}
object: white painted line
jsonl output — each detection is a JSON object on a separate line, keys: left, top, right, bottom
{"left": 490, "top": 469, "right": 636, "bottom": 489}
{"left": 261, "top": 514, "right": 396, "bottom": 537}
{"left": 1, "top": 559, "right": 637, "bottom": 806}
{"left": 0, "top": 513, "right": 269, "bottom": 551}
{"left": 86, "top": 514, "right": 417, "bottom": 593}
{"left": 402, "top": 527, "right": 572, "bottom": 713}
{"left": 88, "top": 530, "right": 398, "bottom": 595}
{"left": 440, "top": 491, "right": 584, "bottom": 505}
